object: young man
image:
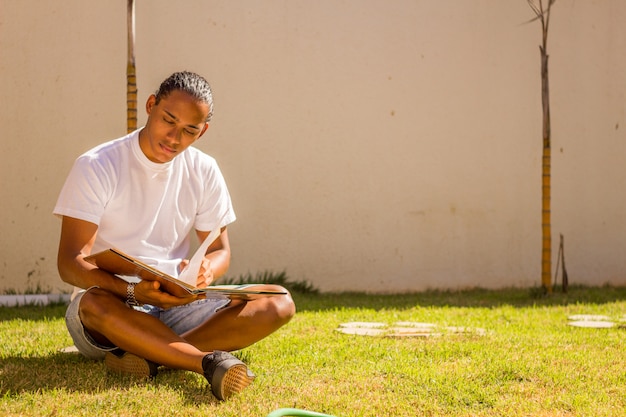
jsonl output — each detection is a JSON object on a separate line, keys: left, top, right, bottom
{"left": 54, "top": 71, "right": 295, "bottom": 400}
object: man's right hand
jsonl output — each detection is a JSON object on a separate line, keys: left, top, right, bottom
{"left": 134, "top": 279, "right": 200, "bottom": 309}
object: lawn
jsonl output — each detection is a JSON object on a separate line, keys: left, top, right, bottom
{"left": 1, "top": 286, "right": 625, "bottom": 417}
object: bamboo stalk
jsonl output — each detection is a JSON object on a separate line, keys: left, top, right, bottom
{"left": 542, "top": 148, "right": 551, "bottom": 292}
{"left": 528, "top": 0, "right": 556, "bottom": 293}
{"left": 127, "top": 0, "right": 137, "bottom": 133}
{"left": 539, "top": 2, "right": 553, "bottom": 294}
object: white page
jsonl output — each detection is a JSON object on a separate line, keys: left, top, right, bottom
{"left": 177, "top": 226, "right": 221, "bottom": 286}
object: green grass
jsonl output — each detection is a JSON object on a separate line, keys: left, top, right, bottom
{"left": 1, "top": 285, "right": 625, "bottom": 416}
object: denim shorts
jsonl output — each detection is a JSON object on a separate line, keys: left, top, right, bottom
{"left": 65, "top": 288, "right": 231, "bottom": 360}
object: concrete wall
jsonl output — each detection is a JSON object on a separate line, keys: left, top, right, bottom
{"left": 1, "top": 0, "right": 625, "bottom": 293}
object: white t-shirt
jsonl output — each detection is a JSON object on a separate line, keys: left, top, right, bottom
{"left": 53, "top": 129, "right": 236, "bottom": 278}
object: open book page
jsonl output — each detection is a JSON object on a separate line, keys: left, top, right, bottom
{"left": 177, "top": 225, "right": 221, "bottom": 286}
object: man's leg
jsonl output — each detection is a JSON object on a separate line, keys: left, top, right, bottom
{"left": 78, "top": 287, "right": 206, "bottom": 372}
{"left": 178, "top": 285, "right": 296, "bottom": 352}
{"left": 77, "top": 287, "right": 258, "bottom": 400}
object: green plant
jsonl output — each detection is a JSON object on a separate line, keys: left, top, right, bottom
{"left": 219, "top": 270, "right": 319, "bottom": 294}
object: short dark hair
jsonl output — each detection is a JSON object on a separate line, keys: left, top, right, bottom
{"left": 154, "top": 71, "right": 214, "bottom": 122}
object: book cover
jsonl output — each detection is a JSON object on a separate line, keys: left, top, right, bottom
{"left": 84, "top": 248, "right": 286, "bottom": 300}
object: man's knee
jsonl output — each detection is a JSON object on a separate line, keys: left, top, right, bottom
{"left": 266, "top": 286, "right": 296, "bottom": 325}
{"left": 79, "top": 287, "right": 124, "bottom": 326}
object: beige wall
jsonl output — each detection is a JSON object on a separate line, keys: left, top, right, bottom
{"left": 1, "top": 0, "right": 625, "bottom": 293}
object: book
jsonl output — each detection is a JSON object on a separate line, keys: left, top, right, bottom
{"left": 83, "top": 247, "right": 287, "bottom": 300}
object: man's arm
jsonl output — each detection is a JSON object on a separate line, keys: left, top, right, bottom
{"left": 57, "top": 216, "right": 196, "bottom": 307}
{"left": 193, "top": 227, "right": 231, "bottom": 288}
{"left": 57, "top": 216, "right": 128, "bottom": 295}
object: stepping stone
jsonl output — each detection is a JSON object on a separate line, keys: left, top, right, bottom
{"left": 338, "top": 322, "right": 386, "bottom": 329}
{"left": 444, "top": 326, "right": 487, "bottom": 336}
{"left": 567, "top": 314, "right": 611, "bottom": 322}
{"left": 568, "top": 320, "right": 615, "bottom": 328}
{"left": 337, "top": 321, "right": 438, "bottom": 337}
{"left": 567, "top": 314, "right": 622, "bottom": 329}
{"left": 336, "top": 322, "right": 486, "bottom": 337}
{"left": 60, "top": 345, "right": 80, "bottom": 353}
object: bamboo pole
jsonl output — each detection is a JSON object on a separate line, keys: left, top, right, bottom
{"left": 127, "top": 0, "right": 137, "bottom": 133}
{"left": 542, "top": 146, "right": 551, "bottom": 293}
{"left": 527, "top": 0, "right": 555, "bottom": 293}
{"left": 539, "top": 1, "right": 553, "bottom": 294}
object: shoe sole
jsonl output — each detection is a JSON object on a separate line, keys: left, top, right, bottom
{"left": 211, "top": 361, "right": 255, "bottom": 400}
{"left": 104, "top": 352, "right": 158, "bottom": 378}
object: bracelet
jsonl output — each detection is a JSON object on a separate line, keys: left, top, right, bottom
{"left": 126, "top": 282, "right": 140, "bottom": 306}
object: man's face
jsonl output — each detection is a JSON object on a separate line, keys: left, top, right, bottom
{"left": 138, "top": 90, "right": 210, "bottom": 163}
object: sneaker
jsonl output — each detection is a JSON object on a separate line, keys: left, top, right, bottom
{"left": 104, "top": 350, "right": 159, "bottom": 378}
{"left": 202, "top": 350, "right": 255, "bottom": 400}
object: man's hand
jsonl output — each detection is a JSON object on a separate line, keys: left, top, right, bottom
{"left": 178, "top": 258, "right": 215, "bottom": 288}
{"left": 195, "top": 258, "right": 214, "bottom": 288}
{"left": 193, "top": 227, "right": 231, "bottom": 285}
{"left": 134, "top": 280, "right": 199, "bottom": 309}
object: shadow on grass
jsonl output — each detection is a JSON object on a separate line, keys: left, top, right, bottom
{"left": 291, "top": 285, "right": 626, "bottom": 312}
{"left": 0, "top": 352, "right": 219, "bottom": 405}
{"left": 2, "top": 286, "right": 625, "bottom": 321}
{"left": 0, "top": 302, "right": 67, "bottom": 322}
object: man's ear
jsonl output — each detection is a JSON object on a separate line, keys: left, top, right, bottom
{"left": 198, "top": 122, "right": 210, "bottom": 138}
{"left": 145, "top": 94, "right": 157, "bottom": 115}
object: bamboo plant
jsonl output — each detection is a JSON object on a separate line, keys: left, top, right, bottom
{"left": 527, "top": 0, "right": 556, "bottom": 293}
{"left": 127, "top": 0, "right": 137, "bottom": 133}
